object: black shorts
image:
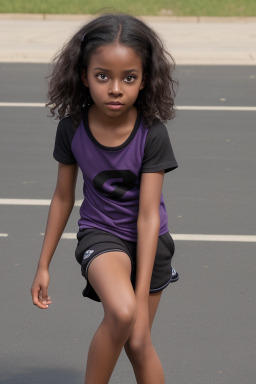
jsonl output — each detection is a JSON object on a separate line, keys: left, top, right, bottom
{"left": 75, "top": 228, "right": 179, "bottom": 302}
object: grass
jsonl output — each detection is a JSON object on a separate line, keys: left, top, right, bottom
{"left": 0, "top": 0, "right": 255, "bottom": 16}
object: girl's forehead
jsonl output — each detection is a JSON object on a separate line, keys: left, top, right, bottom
{"left": 88, "top": 43, "right": 143, "bottom": 69}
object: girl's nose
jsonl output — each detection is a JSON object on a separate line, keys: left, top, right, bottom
{"left": 108, "top": 79, "right": 123, "bottom": 96}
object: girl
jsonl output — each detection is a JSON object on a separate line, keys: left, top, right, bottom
{"left": 31, "top": 13, "right": 179, "bottom": 384}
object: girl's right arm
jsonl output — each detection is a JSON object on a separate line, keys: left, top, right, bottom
{"left": 30, "top": 162, "right": 78, "bottom": 309}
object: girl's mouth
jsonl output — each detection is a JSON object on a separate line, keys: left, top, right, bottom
{"left": 106, "top": 101, "right": 124, "bottom": 110}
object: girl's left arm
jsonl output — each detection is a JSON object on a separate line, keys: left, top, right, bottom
{"left": 136, "top": 171, "right": 164, "bottom": 301}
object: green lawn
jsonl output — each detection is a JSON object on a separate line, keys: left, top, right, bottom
{"left": 0, "top": 0, "right": 255, "bottom": 16}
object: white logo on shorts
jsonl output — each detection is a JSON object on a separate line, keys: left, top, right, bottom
{"left": 172, "top": 267, "right": 176, "bottom": 276}
{"left": 83, "top": 249, "right": 94, "bottom": 260}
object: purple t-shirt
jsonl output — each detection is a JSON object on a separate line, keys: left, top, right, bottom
{"left": 53, "top": 111, "right": 178, "bottom": 241}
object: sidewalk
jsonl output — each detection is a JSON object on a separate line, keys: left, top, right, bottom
{"left": 0, "top": 15, "right": 256, "bottom": 64}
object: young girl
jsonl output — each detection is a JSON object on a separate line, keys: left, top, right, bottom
{"left": 31, "top": 13, "right": 179, "bottom": 384}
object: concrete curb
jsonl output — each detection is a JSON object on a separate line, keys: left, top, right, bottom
{"left": 0, "top": 13, "right": 256, "bottom": 23}
{"left": 0, "top": 15, "right": 255, "bottom": 64}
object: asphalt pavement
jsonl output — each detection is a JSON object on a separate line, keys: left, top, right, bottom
{"left": 0, "top": 14, "right": 256, "bottom": 384}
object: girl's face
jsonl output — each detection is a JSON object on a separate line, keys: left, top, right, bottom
{"left": 82, "top": 43, "right": 144, "bottom": 120}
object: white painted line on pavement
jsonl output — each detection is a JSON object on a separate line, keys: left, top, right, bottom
{"left": 39, "top": 232, "right": 256, "bottom": 243}
{"left": 172, "top": 234, "right": 256, "bottom": 242}
{"left": 0, "top": 233, "right": 8, "bottom": 237}
{"left": 40, "top": 233, "right": 77, "bottom": 239}
{"left": 0, "top": 102, "right": 45, "bottom": 107}
{"left": 0, "top": 198, "right": 51, "bottom": 205}
{"left": 177, "top": 106, "right": 256, "bottom": 111}
{"left": 0, "top": 102, "right": 256, "bottom": 111}
{"left": 61, "top": 233, "right": 77, "bottom": 239}
{"left": 0, "top": 198, "right": 83, "bottom": 206}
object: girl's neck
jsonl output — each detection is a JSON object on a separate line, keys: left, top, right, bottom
{"left": 87, "top": 105, "right": 138, "bottom": 147}
{"left": 88, "top": 104, "right": 137, "bottom": 130}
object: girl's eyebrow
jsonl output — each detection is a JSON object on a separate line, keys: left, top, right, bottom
{"left": 93, "top": 67, "right": 140, "bottom": 73}
{"left": 124, "top": 69, "right": 140, "bottom": 73}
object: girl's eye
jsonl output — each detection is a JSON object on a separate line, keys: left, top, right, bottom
{"left": 124, "top": 75, "right": 136, "bottom": 83}
{"left": 96, "top": 73, "right": 108, "bottom": 81}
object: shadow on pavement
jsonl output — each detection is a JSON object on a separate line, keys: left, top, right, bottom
{"left": 0, "top": 366, "right": 83, "bottom": 384}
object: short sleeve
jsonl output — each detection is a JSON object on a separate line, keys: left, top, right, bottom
{"left": 141, "top": 120, "right": 178, "bottom": 173}
{"left": 53, "top": 117, "right": 77, "bottom": 165}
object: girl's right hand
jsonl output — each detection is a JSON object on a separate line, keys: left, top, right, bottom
{"left": 30, "top": 267, "right": 52, "bottom": 309}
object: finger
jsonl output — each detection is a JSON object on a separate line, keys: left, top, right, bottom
{"left": 32, "top": 294, "right": 49, "bottom": 309}
{"left": 41, "top": 287, "right": 49, "bottom": 301}
{"left": 44, "top": 297, "right": 52, "bottom": 305}
{"left": 40, "top": 287, "right": 51, "bottom": 304}
{"left": 31, "top": 288, "right": 50, "bottom": 309}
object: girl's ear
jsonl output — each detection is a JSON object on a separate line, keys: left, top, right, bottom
{"left": 139, "top": 75, "right": 146, "bottom": 91}
{"left": 81, "top": 69, "right": 89, "bottom": 87}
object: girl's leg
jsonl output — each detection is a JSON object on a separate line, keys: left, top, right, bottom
{"left": 124, "top": 292, "right": 165, "bottom": 384}
{"left": 84, "top": 251, "right": 137, "bottom": 384}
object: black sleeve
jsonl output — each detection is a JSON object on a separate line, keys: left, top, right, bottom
{"left": 53, "top": 117, "right": 77, "bottom": 165}
{"left": 141, "top": 120, "right": 178, "bottom": 173}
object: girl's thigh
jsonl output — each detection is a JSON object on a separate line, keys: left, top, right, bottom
{"left": 87, "top": 251, "right": 135, "bottom": 313}
{"left": 148, "top": 292, "right": 162, "bottom": 330}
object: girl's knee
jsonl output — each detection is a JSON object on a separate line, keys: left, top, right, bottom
{"left": 125, "top": 333, "right": 152, "bottom": 364}
{"left": 105, "top": 297, "right": 137, "bottom": 337}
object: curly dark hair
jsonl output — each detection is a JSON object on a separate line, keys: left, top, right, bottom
{"left": 47, "top": 13, "right": 178, "bottom": 127}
